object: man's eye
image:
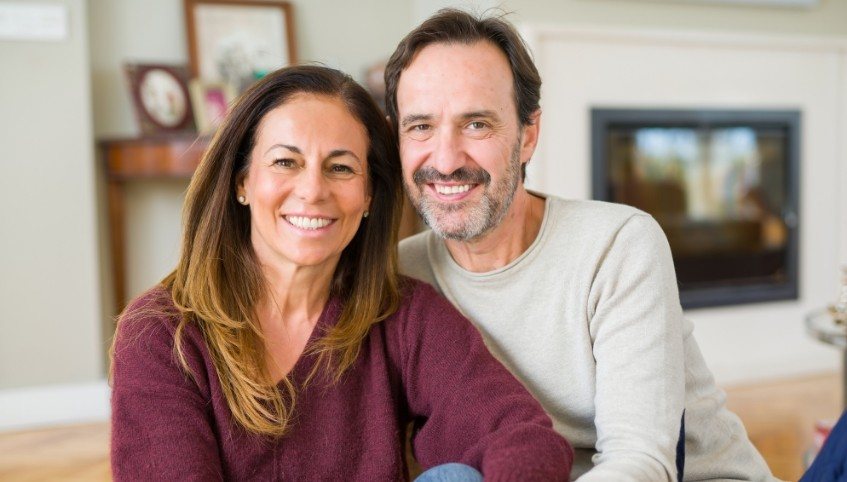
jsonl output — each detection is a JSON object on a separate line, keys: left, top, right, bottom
{"left": 467, "top": 121, "right": 487, "bottom": 130}
{"left": 410, "top": 124, "right": 430, "bottom": 132}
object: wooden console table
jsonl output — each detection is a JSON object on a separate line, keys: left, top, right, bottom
{"left": 100, "top": 135, "right": 209, "bottom": 314}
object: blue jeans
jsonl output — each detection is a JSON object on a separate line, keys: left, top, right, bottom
{"left": 800, "top": 410, "right": 847, "bottom": 481}
{"left": 414, "top": 463, "right": 483, "bottom": 482}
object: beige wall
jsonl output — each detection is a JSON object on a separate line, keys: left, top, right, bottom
{"left": 90, "top": 0, "right": 412, "bottom": 139}
{"left": 506, "top": 0, "right": 847, "bottom": 37}
{"left": 2, "top": 0, "right": 843, "bottom": 393}
{"left": 526, "top": 26, "right": 846, "bottom": 384}
{"left": 0, "top": 0, "right": 102, "bottom": 389}
{"left": 88, "top": 0, "right": 414, "bottom": 325}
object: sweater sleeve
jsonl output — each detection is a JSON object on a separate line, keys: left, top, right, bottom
{"left": 399, "top": 281, "right": 573, "bottom": 481}
{"left": 110, "top": 291, "right": 224, "bottom": 482}
{"left": 582, "top": 214, "right": 685, "bottom": 481}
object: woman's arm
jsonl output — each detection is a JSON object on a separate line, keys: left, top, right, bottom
{"left": 110, "top": 292, "right": 224, "bottom": 481}
{"left": 397, "top": 281, "right": 573, "bottom": 481}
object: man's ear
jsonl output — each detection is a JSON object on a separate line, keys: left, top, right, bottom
{"left": 520, "top": 109, "right": 542, "bottom": 164}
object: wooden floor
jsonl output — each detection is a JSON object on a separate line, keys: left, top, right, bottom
{"left": 724, "top": 371, "right": 842, "bottom": 481}
{"left": 0, "top": 372, "right": 841, "bottom": 481}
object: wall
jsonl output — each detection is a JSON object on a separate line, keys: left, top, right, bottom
{"left": 0, "top": 0, "right": 102, "bottom": 389}
{"left": 505, "top": 0, "right": 847, "bottom": 37}
{"left": 1, "top": 0, "right": 841, "bottom": 412}
{"left": 90, "top": 0, "right": 847, "bottom": 388}
{"left": 89, "top": 0, "right": 413, "bottom": 320}
{"left": 524, "top": 27, "right": 846, "bottom": 384}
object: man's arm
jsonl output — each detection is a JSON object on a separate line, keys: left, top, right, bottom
{"left": 583, "top": 213, "right": 685, "bottom": 481}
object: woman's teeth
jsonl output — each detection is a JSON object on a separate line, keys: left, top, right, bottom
{"left": 287, "top": 216, "right": 332, "bottom": 230}
{"left": 434, "top": 184, "right": 471, "bottom": 195}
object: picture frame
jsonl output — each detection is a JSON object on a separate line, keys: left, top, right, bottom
{"left": 124, "top": 63, "right": 196, "bottom": 136}
{"left": 184, "top": 0, "right": 296, "bottom": 93}
{"left": 189, "top": 79, "right": 236, "bottom": 135}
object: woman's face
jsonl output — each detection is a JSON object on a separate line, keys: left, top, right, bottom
{"left": 238, "top": 94, "right": 371, "bottom": 273}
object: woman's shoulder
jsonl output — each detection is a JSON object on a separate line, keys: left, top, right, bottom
{"left": 116, "top": 285, "right": 182, "bottom": 341}
{"left": 389, "top": 276, "right": 470, "bottom": 334}
{"left": 111, "top": 285, "right": 212, "bottom": 389}
{"left": 112, "top": 285, "right": 209, "bottom": 366}
{"left": 397, "top": 275, "right": 451, "bottom": 311}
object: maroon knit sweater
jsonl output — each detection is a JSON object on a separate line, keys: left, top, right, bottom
{"left": 111, "top": 279, "right": 572, "bottom": 481}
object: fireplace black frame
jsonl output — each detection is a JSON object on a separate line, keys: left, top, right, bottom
{"left": 591, "top": 108, "right": 801, "bottom": 309}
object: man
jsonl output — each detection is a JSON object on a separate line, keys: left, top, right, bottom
{"left": 386, "top": 9, "right": 776, "bottom": 481}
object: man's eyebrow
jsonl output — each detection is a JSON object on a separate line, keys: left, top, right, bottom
{"left": 400, "top": 114, "right": 433, "bottom": 128}
{"left": 459, "top": 110, "right": 500, "bottom": 121}
{"left": 264, "top": 144, "right": 301, "bottom": 156}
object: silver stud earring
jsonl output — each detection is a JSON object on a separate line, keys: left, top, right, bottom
{"left": 363, "top": 211, "right": 369, "bottom": 218}
{"left": 237, "top": 195, "right": 247, "bottom": 205}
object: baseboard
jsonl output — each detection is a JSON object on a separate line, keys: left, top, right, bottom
{"left": 0, "top": 380, "right": 110, "bottom": 432}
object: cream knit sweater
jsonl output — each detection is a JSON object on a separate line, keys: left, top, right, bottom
{"left": 399, "top": 196, "right": 776, "bottom": 481}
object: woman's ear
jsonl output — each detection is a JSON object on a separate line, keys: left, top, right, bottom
{"left": 235, "top": 171, "right": 249, "bottom": 205}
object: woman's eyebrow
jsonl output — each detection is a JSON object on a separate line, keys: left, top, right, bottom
{"left": 264, "top": 144, "right": 301, "bottom": 156}
{"left": 326, "top": 149, "right": 362, "bottom": 164}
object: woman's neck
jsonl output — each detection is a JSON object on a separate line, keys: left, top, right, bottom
{"left": 258, "top": 260, "right": 336, "bottom": 328}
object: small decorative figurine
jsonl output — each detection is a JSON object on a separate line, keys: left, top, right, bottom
{"left": 827, "top": 265, "right": 847, "bottom": 325}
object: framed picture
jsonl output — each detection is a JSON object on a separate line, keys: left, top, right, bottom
{"left": 124, "top": 63, "right": 195, "bottom": 135}
{"left": 184, "top": 0, "right": 296, "bottom": 93}
{"left": 189, "top": 79, "right": 236, "bottom": 135}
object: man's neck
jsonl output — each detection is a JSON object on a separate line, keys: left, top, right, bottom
{"left": 444, "top": 188, "right": 546, "bottom": 273}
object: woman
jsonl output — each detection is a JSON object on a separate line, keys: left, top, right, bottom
{"left": 110, "top": 65, "right": 572, "bottom": 481}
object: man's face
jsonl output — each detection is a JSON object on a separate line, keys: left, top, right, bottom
{"left": 396, "top": 41, "right": 529, "bottom": 241}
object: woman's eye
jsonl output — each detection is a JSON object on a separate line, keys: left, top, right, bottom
{"left": 272, "top": 158, "right": 297, "bottom": 168}
{"left": 327, "top": 164, "right": 357, "bottom": 179}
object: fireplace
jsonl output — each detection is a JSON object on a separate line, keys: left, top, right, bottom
{"left": 591, "top": 108, "right": 800, "bottom": 309}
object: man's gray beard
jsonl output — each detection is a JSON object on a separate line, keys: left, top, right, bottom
{"left": 405, "top": 141, "right": 522, "bottom": 242}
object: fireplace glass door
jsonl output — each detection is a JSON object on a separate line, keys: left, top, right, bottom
{"left": 592, "top": 109, "right": 800, "bottom": 309}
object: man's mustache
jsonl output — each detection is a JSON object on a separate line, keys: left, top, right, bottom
{"left": 412, "top": 167, "right": 491, "bottom": 186}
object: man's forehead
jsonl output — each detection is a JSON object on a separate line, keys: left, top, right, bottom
{"left": 396, "top": 41, "right": 515, "bottom": 115}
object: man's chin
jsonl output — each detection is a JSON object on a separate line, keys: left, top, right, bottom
{"left": 422, "top": 214, "right": 485, "bottom": 241}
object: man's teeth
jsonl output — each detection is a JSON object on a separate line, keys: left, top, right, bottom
{"left": 287, "top": 216, "right": 332, "bottom": 230}
{"left": 434, "top": 184, "right": 471, "bottom": 195}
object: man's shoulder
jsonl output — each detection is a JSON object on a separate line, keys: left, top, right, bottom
{"left": 398, "top": 230, "right": 439, "bottom": 287}
{"left": 399, "top": 229, "right": 431, "bottom": 257}
{"left": 545, "top": 196, "right": 650, "bottom": 236}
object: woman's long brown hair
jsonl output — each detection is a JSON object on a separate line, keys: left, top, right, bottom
{"left": 114, "top": 66, "right": 403, "bottom": 437}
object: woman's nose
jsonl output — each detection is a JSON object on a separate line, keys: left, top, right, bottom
{"left": 294, "top": 165, "right": 329, "bottom": 202}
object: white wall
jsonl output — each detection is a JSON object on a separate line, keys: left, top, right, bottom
{"left": 91, "top": 0, "right": 847, "bottom": 385}
{"left": 2, "top": 0, "right": 844, "bottom": 425}
{"left": 89, "top": 0, "right": 413, "bottom": 314}
{"left": 524, "top": 27, "right": 846, "bottom": 385}
{"left": 0, "top": 0, "right": 101, "bottom": 389}
{"left": 505, "top": 0, "right": 847, "bottom": 37}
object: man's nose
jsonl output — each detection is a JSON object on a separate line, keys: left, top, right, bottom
{"left": 294, "top": 164, "right": 329, "bottom": 202}
{"left": 429, "top": 127, "right": 466, "bottom": 176}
